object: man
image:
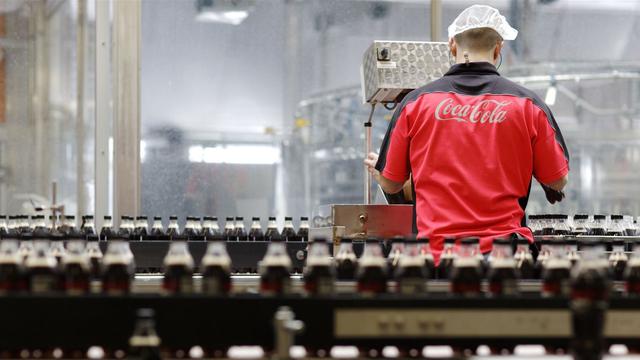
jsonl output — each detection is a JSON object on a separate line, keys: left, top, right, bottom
{"left": 364, "top": 5, "right": 569, "bottom": 261}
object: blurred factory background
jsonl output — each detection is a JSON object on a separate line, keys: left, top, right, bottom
{"left": 1, "top": 0, "right": 639, "bottom": 225}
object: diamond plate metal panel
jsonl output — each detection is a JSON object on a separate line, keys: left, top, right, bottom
{"left": 361, "top": 41, "right": 453, "bottom": 104}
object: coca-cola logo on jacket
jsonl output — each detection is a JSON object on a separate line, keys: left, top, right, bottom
{"left": 435, "top": 98, "right": 511, "bottom": 124}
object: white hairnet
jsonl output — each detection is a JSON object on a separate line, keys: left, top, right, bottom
{"left": 448, "top": 5, "right": 518, "bottom": 41}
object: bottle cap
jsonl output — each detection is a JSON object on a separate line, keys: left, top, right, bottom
{"left": 0, "top": 215, "right": 6, "bottom": 219}
{"left": 203, "top": 216, "right": 214, "bottom": 221}
{"left": 268, "top": 217, "right": 277, "bottom": 221}
{"left": 444, "top": 237, "right": 456, "bottom": 245}
{"left": 226, "top": 217, "right": 234, "bottom": 221}
{"left": 311, "top": 237, "right": 328, "bottom": 243}
{"left": 153, "top": 216, "right": 162, "bottom": 221}
{"left": 611, "top": 214, "right": 624, "bottom": 220}
{"left": 104, "top": 216, "right": 112, "bottom": 220}
{"left": 66, "top": 215, "right": 75, "bottom": 220}
{"left": 594, "top": 214, "right": 606, "bottom": 220}
{"left": 86, "top": 215, "right": 94, "bottom": 220}
{"left": 284, "top": 216, "right": 293, "bottom": 221}
{"left": 252, "top": 217, "right": 260, "bottom": 221}
{"left": 169, "top": 216, "right": 178, "bottom": 220}
{"left": 137, "top": 216, "right": 147, "bottom": 220}
{"left": 573, "top": 214, "right": 588, "bottom": 220}
{"left": 300, "top": 216, "right": 309, "bottom": 221}
{"left": 235, "top": 217, "right": 244, "bottom": 221}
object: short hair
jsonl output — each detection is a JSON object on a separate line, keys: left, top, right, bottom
{"left": 453, "top": 27, "right": 502, "bottom": 53}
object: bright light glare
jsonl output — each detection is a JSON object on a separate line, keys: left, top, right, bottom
{"left": 188, "top": 145, "right": 280, "bottom": 165}
{"left": 195, "top": 10, "right": 249, "bottom": 25}
{"left": 545, "top": 85, "right": 557, "bottom": 106}
{"left": 140, "top": 140, "right": 147, "bottom": 162}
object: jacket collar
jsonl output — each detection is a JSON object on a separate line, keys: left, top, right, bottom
{"left": 444, "top": 62, "right": 500, "bottom": 76}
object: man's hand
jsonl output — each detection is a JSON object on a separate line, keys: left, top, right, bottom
{"left": 364, "top": 152, "right": 382, "bottom": 184}
{"left": 364, "top": 152, "right": 404, "bottom": 194}
{"left": 541, "top": 184, "right": 565, "bottom": 204}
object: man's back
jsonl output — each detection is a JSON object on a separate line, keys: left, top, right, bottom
{"left": 375, "top": 62, "right": 569, "bottom": 257}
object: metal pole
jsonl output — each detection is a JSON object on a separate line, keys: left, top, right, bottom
{"left": 364, "top": 104, "right": 375, "bottom": 205}
{"left": 113, "top": 0, "right": 141, "bottom": 219}
{"left": 95, "top": 0, "right": 111, "bottom": 227}
{"left": 430, "top": 0, "right": 442, "bottom": 41}
{"left": 76, "top": 0, "right": 86, "bottom": 217}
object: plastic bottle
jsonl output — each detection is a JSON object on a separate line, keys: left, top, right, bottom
{"left": 162, "top": 234, "right": 194, "bottom": 294}
{"left": 82, "top": 215, "right": 96, "bottom": 236}
{"left": 63, "top": 234, "right": 90, "bottom": 295}
{"left": 450, "top": 237, "right": 482, "bottom": 296}
{"left": 150, "top": 217, "right": 165, "bottom": 240}
{"left": 281, "top": 217, "right": 297, "bottom": 241}
{"left": 297, "top": 217, "right": 310, "bottom": 242}
{"left": 356, "top": 239, "right": 388, "bottom": 295}
{"left": 0, "top": 232, "right": 24, "bottom": 293}
{"left": 542, "top": 238, "right": 572, "bottom": 297}
{"left": 234, "top": 217, "right": 247, "bottom": 241}
{"left": 102, "top": 235, "right": 135, "bottom": 295}
{"left": 222, "top": 217, "right": 235, "bottom": 241}
{"left": 264, "top": 217, "right": 280, "bottom": 241}
{"left": 259, "top": 236, "right": 292, "bottom": 295}
{"left": 572, "top": 214, "right": 590, "bottom": 235}
{"left": 386, "top": 237, "right": 405, "bottom": 275}
{"left": 335, "top": 238, "right": 358, "bottom": 280}
{"left": 85, "top": 234, "right": 103, "bottom": 280}
{"left": 303, "top": 237, "right": 335, "bottom": 295}
{"left": 488, "top": 237, "right": 519, "bottom": 296}
{"left": 135, "top": 216, "right": 149, "bottom": 239}
{"left": 609, "top": 238, "right": 628, "bottom": 281}
{"left": 514, "top": 238, "right": 535, "bottom": 279}
{"left": 49, "top": 231, "right": 66, "bottom": 266}
{"left": 395, "top": 237, "right": 428, "bottom": 294}
{"left": 201, "top": 236, "right": 232, "bottom": 295}
{"left": 202, "top": 216, "right": 220, "bottom": 241}
{"left": 26, "top": 231, "right": 59, "bottom": 294}
{"left": 183, "top": 216, "right": 199, "bottom": 239}
{"left": 248, "top": 217, "right": 264, "bottom": 241}
{"left": 167, "top": 216, "right": 180, "bottom": 238}
{"left": 418, "top": 238, "right": 436, "bottom": 279}
{"left": 438, "top": 237, "right": 457, "bottom": 280}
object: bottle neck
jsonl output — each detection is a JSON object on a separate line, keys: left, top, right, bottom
{"left": 251, "top": 221, "right": 261, "bottom": 229}
{"left": 152, "top": 220, "right": 163, "bottom": 229}
{"left": 283, "top": 220, "right": 294, "bottom": 229}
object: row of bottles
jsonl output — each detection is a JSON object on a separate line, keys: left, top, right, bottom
{"left": 530, "top": 214, "right": 638, "bottom": 236}
{"left": 0, "top": 214, "right": 310, "bottom": 242}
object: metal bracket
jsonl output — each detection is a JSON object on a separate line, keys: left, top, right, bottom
{"left": 273, "top": 306, "right": 304, "bottom": 360}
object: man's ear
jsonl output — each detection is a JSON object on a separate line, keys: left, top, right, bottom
{"left": 449, "top": 38, "right": 457, "bottom": 57}
{"left": 493, "top": 41, "right": 503, "bottom": 61}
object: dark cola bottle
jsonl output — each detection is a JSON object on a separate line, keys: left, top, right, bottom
{"left": 234, "top": 217, "right": 247, "bottom": 241}
{"left": 117, "top": 216, "right": 133, "bottom": 238}
{"left": 202, "top": 216, "right": 220, "bottom": 241}
{"left": 529, "top": 215, "right": 542, "bottom": 236}
{"left": 100, "top": 215, "right": 116, "bottom": 241}
{"left": 18, "top": 230, "right": 34, "bottom": 263}
{"left": 297, "top": 217, "right": 310, "bottom": 242}
{"left": 49, "top": 231, "right": 66, "bottom": 266}
{"left": 134, "top": 216, "right": 149, "bottom": 239}
{"left": 541, "top": 214, "right": 555, "bottom": 235}
{"left": 26, "top": 231, "right": 59, "bottom": 294}
{"left": 183, "top": 216, "right": 199, "bottom": 240}
{"left": 418, "top": 238, "right": 436, "bottom": 279}
{"left": 32, "top": 215, "right": 46, "bottom": 233}
{"left": 555, "top": 215, "right": 572, "bottom": 235}
{"left": 0, "top": 215, "right": 7, "bottom": 237}
{"left": 450, "top": 237, "right": 482, "bottom": 296}
{"left": 386, "top": 237, "right": 405, "bottom": 275}
{"left": 281, "top": 217, "right": 297, "bottom": 241}
{"left": 82, "top": 215, "right": 96, "bottom": 236}
{"left": 438, "top": 237, "right": 457, "bottom": 280}
{"left": 609, "top": 238, "right": 628, "bottom": 281}
{"left": 625, "top": 242, "right": 640, "bottom": 295}
{"left": 488, "top": 238, "right": 519, "bottom": 296}
{"left": 541, "top": 239, "right": 572, "bottom": 297}
{"left": 62, "top": 215, "right": 79, "bottom": 236}
{"left": 128, "top": 308, "right": 162, "bottom": 360}
{"left": 222, "top": 217, "right": 235, "bottom": 241}
{"left": 570, "top": 240, "right": 610, "bottom": 360}
{"left": 162, "top": 234, "right": 194, "bottom": 294}
{"left": 201, "top": 236, "right": 232, "bottom": 295}
{"left": 356, "top": 239, "right": 388, "bottom": 295}
{"left": 395, "top": 238, "right": 428, "bottom": 294}
{"left": 566, "top": 239, "right": 580, "bottom": 268}
{"left": 335, "top": 238, "right": 358, "bottom": 280}
{"left": 248, "top": 217, "right": 264, "bottom": 241}
{"left": 63, "top": 234, "right": 90, "bottom": 295}
{"left": 572, "top": 214, "right": 590, "bottom": 236}
{"left": 0, "top": 232, "right": 24, "bottom": 294}
{"left": 166, "top": 216, "right": 181, "bottom": 238}
{"left": 6, "top": 215, "right": 17, "bottom": 235}
{"left": 265, "top": 217, "right": 280, "bottom": 241}
{"left": 589, "top": 215, "right": 607, "bottom": 236}
{"left": 303, "top": 237, "right": 335, "bottom": 295}
{"left": 514, "top": 238, "right": 535, "bottom": 279}
{"left": 85, "top": 234, "right": 103, "bottom": 280}
{"left": 607, "top": 215, "right": 625, "bottom": 236}
{"left": 150, "top": 216, "right": 165, "bottom": 240}
{"left": 469, "top": 236, "right": 488, "bottom": 278}
{"left": 259, "top": 237, "right": 292, "bottom": 295}
{"left": 102, "top": 235, "right": 135, "bottom": 295}
{"left": 533, "top": 239, "right": 551, "bottom": 279}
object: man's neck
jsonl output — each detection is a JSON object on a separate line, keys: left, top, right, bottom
{"left": 454, "top": 51, "right": 495, "bottom": 65}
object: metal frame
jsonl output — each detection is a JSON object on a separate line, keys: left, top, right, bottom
{"left": 112, "top": 0, "right": 141, "bottom": 220}
{"left": 95, "top": 0, "right": 111, "bottom": 228}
